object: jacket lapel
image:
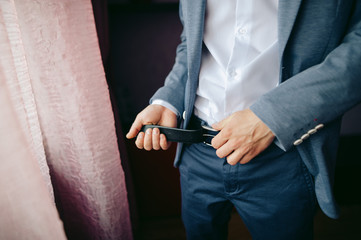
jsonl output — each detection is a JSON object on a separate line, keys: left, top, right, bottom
{"left": 184, "top": 0, "right": 206, "bottom": 75}
{"left": 183, "top": 0, "right": 206, "bottom": 115}
{"left": 278, "top": 0, "right": 303, "bottom": 60}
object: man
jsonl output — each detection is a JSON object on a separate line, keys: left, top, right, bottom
{"left": 127, "top": 1, "right": 361, "bottom": 239}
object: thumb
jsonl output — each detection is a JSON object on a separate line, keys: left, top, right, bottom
{"left": 126, "top": 120, "right": 143, "bottom": 139}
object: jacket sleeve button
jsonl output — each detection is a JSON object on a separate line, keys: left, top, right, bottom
{"left": 301, "top": 133, "right": 310, "bottom": 140}
{"left": 308, "top": 129, "right": 317, "bottom": 135}
{"left": 293, "top": 139, "right": 303, "bottom": 146}
{"left": 183, "top": 111, "right": 186, "bottom": 120}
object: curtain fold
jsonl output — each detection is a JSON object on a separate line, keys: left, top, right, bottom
{"left": 0, "top": 0, "right": 55, "bottom": 199}
{"left": 0, "top": 0, "right": 132, "bottom": 239}
{"left": 0, "top": 51, "right": 67, "bottom": 240}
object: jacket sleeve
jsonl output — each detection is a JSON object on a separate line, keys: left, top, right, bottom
{"left": 250, "top": 2, "right": 361, "bottom": 151}
{"left": 150, "top": 1, "right": 187, "bottom": 116}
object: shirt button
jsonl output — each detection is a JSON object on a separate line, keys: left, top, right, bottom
{"left": 228, "top": 70, "right": 239, "bottom": 78}
{"left": 182, "top": 111, "right": 186, "bottom": 120}
{"left": 238, "top": 27, "right": 248, "bottom": 36}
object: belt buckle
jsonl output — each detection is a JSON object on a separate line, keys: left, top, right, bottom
{"left": 201, "top": 125, "right": 219, "bottom": 147}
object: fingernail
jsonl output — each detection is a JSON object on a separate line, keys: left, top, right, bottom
{"left": 153, "top": 128, "right": 159, "bottom": 135}
{"left": 137, "top": 132, "right": 144, "bottom": 139}
{"left": 160, "top": 134, "right": 165, "bottom": 141}
{"left": 146, "top": 129, "right": 152, "bottom": 135}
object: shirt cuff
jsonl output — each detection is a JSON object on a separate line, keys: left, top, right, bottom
{"left": 151, "top": 99, "right": 180, "bottom": 117}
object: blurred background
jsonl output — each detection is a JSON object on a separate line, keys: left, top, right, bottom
{"left": 93, "top": 0, "right": 361, "bottom": 239}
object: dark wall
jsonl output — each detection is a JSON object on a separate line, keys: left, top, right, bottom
{"left": 107, "top": 3, "right": 183, "bottom": 224}
{"left": 108, "top": 4, "right": 181, "bottom": 131}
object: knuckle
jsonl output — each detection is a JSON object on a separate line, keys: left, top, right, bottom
{"left": 222, "top": 128, "right": 232, "bottom": 138}
{"left": 229, "top": 139, "right": 240, "bottom": 150}
{"left": 229, "top": 141, "right": 237, "bottom": 149}
{"left": 135, "top": 113, "right": 143, "bottom": 122}
{"left": 152, "top": 136, "right": 159, "bottom": 144}
{"left": 235, "top": 138, "right": 243, "bottom": 146}
{"left": 248, "top": 147, "right": 257, "bottom": 156}
{"left": 242, "top": 143, "right": 251, "bottom": 152}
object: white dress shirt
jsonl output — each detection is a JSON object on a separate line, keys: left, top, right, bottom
{"left": 194, "top": 0, "right": 279, "bottom": 125}
{"left": 153, "top": 0, "right": 279, "bottom": 125}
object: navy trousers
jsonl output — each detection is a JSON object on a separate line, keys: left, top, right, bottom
{"left": 179, "top": 140, "right": 317, "bottom": 240}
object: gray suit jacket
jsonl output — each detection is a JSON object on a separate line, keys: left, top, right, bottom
{"left": 151, "top": 0, "right": 361, "bottom": 219}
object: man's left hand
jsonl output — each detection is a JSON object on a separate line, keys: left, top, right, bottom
{"left": 211, "top": 109, "right": 275, "bottom": 165}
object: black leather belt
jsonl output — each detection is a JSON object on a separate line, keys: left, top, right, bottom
{"left": 140, "top": 124, "right": 219, "bottom": 146}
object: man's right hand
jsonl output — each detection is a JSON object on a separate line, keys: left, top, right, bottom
{"left": 126, "top": 104, "right": 177, "bottom": 151}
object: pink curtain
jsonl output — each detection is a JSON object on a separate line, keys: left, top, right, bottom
{"left": 0, "top": 0, "right": 132, "bottom": 239}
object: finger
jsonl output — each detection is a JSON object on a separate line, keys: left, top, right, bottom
{"left": 215, "top": 141, "right": 233, "bottom": 159}
{"left": 211, "top": 120, "right": 224, "bottom": 131}
{"left": 212, "top": 135, "right": 227, "bottom": 149}
{"left": 143, "top": 128, "right": 153, "bottom": 151}
{"left": 160, "top": 134, "right": 170, "bottom": 150}
{"left": 152, "top": 128, "right": 161, "bottom": 150}
{"left": 227, "top": 148, "right": 249, "bottom": 165}
{"left": 126, "top": 120, "right": 143, "bottom": 139}
{"left": 211, "top": 129, "right": 230, "bottom": 149}
{"left": 239, "top": 145, "right": 264, "bottom": 164}
{"left": 135, "top": 132, "right": 145, "bottom": 149}
{"left": 212, "top": 114, "right": 232, "bottom": 130}
{"left": 239, "top": 154, "right": 254, "bottom": 165}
